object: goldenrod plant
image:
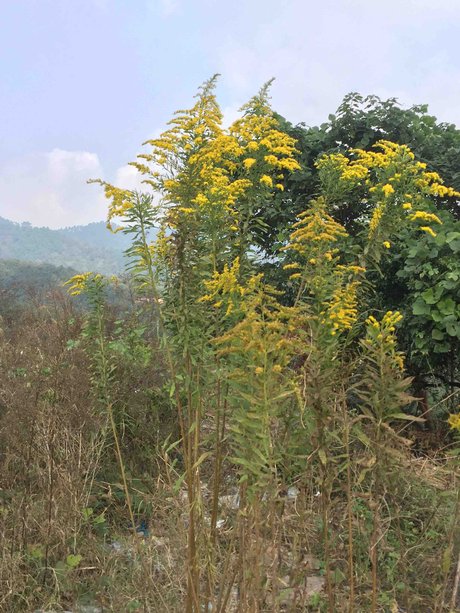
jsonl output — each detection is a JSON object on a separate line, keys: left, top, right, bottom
{"left": 24, "top": 79, "right": 458, "bottom": 611}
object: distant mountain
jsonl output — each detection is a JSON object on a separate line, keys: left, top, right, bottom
{"left": 0, "top": 217, "right": 131, "bottom": 274}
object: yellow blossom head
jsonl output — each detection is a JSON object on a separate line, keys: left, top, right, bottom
{"left": 447, "top": 412, "right": 460, "bottom": 431}
{"left": 382, "top": 184, "right": 395, "bottom": 197}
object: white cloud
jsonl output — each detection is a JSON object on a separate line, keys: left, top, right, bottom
{"left": 0, "top": 145, "right": 160, "bottom": 229}
{"left": 222, "top": 104, "right": 242, "bottom": 128}
{"left": 115, "top": 163, "right": 147, "bottom": 191}
{"left": 0, "top": 149, "right": 149, "bottom": 229}
{"left": 214, "top": 0, "right": 460, "bottom": 127}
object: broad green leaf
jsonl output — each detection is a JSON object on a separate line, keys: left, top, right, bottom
{"left": 431, "top": 328, "right": 444, "bottom": 341}
{"left": 412, "top": 299, "right": 431, "bottom": 315}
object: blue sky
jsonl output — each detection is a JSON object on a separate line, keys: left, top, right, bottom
{"left": 1, "top": 0, "right": 460, "bottom": 228}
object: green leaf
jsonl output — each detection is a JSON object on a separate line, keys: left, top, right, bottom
{"left": 29, "top": 546, "right": 45, "bottom": 560}
{"left": 412, "top": 299, "right": 431, "bottom": 315}
{"left": 93, "top": 512, "right": 106, "bottom": 525}
{"left": 430, "top": 309, "right": 444, "bottom": 322}
{"left": 388, "top": 413, "right": 425, "bottom": 423}
{"left": 66, "top": 554, "right": 82, "bottom": 568}
{"left": 438, "top": 297, "right": 455, "bottom": 315}
{"left": 173, "top": 472, "right": 187, "bottom": 494}
{"left": 446, "top": 321, "right": 460, "bottom": 337}
{"left": 82, "top": 507, "right": 93, "bottom": 521}
{"left": 446, "top": 231, "right": 460, "bottom": 252}
{"left": 431, "top": 328, "right": 444, "bottom": 341}
{"left": 318, "top": 448, "right": 327, "bottom": 466}
{"left": 421, "top": 287, "right": 441, "bottom": 305}
{"left": 355, "top": 428, "right": 372, "bottom": 447}
{"left": 442, "top": 546, "right": 452, "bottom": 575}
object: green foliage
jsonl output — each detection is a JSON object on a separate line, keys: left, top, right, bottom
{"left": 397, "top": 212, "right": 460, "bottom": 361}
{"left": 272, "top": 93, "right": 460, "bottom": 245}
{"left": 267, "top": 94, "right": 460, "bottom": 397}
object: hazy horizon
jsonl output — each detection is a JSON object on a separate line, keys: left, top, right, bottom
{"left": 0, "top": 213, "right": 107, "bottom": 231}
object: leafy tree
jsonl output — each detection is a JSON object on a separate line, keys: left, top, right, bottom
{"left": 258, "top": 94, "right": 460, "bottom": 404}
{"left": 256, "top": 93, "right": 460, "bottom": 255}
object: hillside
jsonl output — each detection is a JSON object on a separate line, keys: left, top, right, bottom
{"left": 0, "top": 217, "right": 129, "bottom": 274}
{"left": 0, "top": 259, "right": 77, "bottom": 288}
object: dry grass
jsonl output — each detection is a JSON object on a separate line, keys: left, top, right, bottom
{"left": 0, "top": 299, "right": 458, "bottom": 612}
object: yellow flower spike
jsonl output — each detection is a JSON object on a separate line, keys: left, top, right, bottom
{"left": 369, "top": 205, "right": 384, "bottom": 236}
{"left": 64, "top": 272, "right": 99, "bottom": 296}
{"left": 408, "top": 211, "right": 442, "bottom": 224}
{"left": 272, "top": 364, "right": 282, "bottom": 373}
{"left": 402, "top": 203, "right": 412, "bottom": 210}
{"left": 255, "top": 366, "right": 264, "bottom": 375}
{"left": 383, "top": 241, "right": 391, "bottom": 249}
{"left": 260, "top": 175, "right": 273, "bottom": 188}
{"left": 322, "top": 271, "right": 361, "bottom": 333}
{"left": 420, "top": 226, "right": 437, "bottom": 237}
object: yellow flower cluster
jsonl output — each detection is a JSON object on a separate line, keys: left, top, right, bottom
{"left": 420, "top": 226, "right": 437, "bottom": 238}
{"left": 429, "top": 183, "right": 460, "bottom": 198}
{"left": 89, "top": 181, "right": 134, "bottom": 230}
{"left": 323, "top": 277, "right": 360, "bottom": 334}
{"left": 408, "top": 210, "right": 442, "bottom": 225}
{"left": 260, "top": 174, "right": 273, "bottom": 188}
{"left": 382, "top": 184, "right": 395, "bottom": 197}
{"left": 316, "top": 153, "right": 368, "bottom": 183}
{"left": 284, "top": 197, "right": 348, "bottom": 266}
{"left": 229, "top": 85, "right": 300, "bottom": 184}
{"left": 243, "top": 157, "right": 256, "bottom": 169}
{"left": 316, "top": 140, "right": 459, "bottom": 246}
{"left": 448, "top": 412, "right": 460, "bottom": 431}
{"left": 199, "top": 257, "right": 252, "bottom": 316}
{"left": 369, "top": 205, "right": 383, "bottom": 236}
{"left": 64, "top": 272, "right": 102, "bottom": 296}
{"left": 95, "top": 78, "right": 302, "bottom": 258}
{"left": 210, "top": 275, "right": 295, "bottom": 387}
{"left": 132, "top": 79, "right": 300, "bottom": 233}
{"left": 366, "top": 311, "right": 405, "bottom": 370}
